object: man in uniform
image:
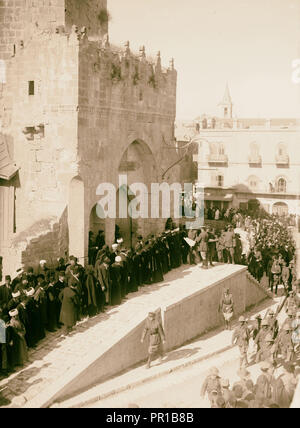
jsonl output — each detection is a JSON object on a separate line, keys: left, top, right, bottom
{"left": 232, "top": 316, "right": 251, "bottom": 368}
{"left": 285, "top": 291, "right": 299, "bottom": 317}
{"left": 224, "top": 225, "right": 236, "bottom": 264}
{"left": 266, "top": 309, "right": 279, "bottom": 339}
{"left": 200, "top": 367, "right": 222, "bottom": 407}
{"left": 196, "top": 226, "right": 209, "bottom": 269}
{"left": 254, "top": 318, "right": 270, "bottom": 362}
{"left": 275, "top": 324, "right": 295, "bottom": 363}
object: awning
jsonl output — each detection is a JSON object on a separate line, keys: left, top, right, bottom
{"left": 0, "top": 135, "right": 18, "bottom": 180}
{"left": 204, "top": 193, "right": 233, "bottom": 202}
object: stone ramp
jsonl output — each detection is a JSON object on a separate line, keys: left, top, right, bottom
{"left": 0, "top": 263, "right": 268, "bottom": 408}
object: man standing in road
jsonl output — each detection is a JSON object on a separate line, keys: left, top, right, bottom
{"left": 232, "top": 316, "right": 251, "bottom": 368}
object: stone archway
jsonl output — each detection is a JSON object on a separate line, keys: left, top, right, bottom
{"left": 116, "top": 140, "right": 157, "bottom": 247}
{"left": 272, "top": 202, "right": 289, "bottom": 216}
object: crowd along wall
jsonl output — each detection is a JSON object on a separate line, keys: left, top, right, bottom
{"left": 24, "top": 266, "right": 269, "bottom": 408}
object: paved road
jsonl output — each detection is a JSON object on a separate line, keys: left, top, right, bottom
{"left": 83, "top": 346, "right": 270, "bottom": 408}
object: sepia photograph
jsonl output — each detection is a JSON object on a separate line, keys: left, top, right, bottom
{"left": 0, "top": 0, "right": 299, "bottom": 412}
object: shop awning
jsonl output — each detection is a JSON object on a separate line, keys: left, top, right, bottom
{"left": 0, "top": 135, "right": 18, "bottom": 180}
{"left": 204, "top": 193, "right": 233, "bottom": 202}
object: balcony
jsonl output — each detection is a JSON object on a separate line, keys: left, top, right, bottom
{"left": 248, "top": 155, "right": 262, "bottom": 166}
{"left": 275, "top": 154, "right": 289, "bottom": 167}
{"left": 207, "top": 153, "right": 228, "bottom": 165}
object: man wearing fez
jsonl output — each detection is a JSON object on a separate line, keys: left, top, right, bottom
{"left": 0, "top": 276, "right": 12, "bottom": 317}
{"left": 54, "top": 272, "right": 67, "bottom": 327}
{"left": 26, "top": 267, "right": 37, "bottom": 288}
{"left": 141, "top": 311, "right": 166, "bottom": 369}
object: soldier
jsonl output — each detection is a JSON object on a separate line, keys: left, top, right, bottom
{"left": 266, "top": 309, "right": 279, "bottom": 339}
{"left": 281, "top": 261, "right": 290, "bottom": 293}
{"left": 200, "top": 367, "right": 222, "bottom": 407}
{"left": 219, "top": 288, "right": 234, "bottom": 330}
{"left": 254, "top": 319, "right": 270, "bottom": 363}
{"left": 285, "top": 290, "right": 299, "bottom": 317}
{"left": 196, "top": 227, "right": 209, "bottom": 269}
{"left": 224, "top": 225, "right": 236, "bottom": 264}
{"left": 260, "top": 333, "right": 277, "bottom": 366}
{"left": 255, "top": 361, "right": 274, "bottom": 405}
{"left": 232, "top": 316, "right": 251, "bottom": 368}
{"left": 141, "top": 311, "right": 166, "bottom": 369}
{"left": 220, "top": 378, "right": 234, "bottom": 407}
{"left": 275, "top": 324, "right": 295, "bottom": 363}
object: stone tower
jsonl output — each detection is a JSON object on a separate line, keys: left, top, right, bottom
{"left": 0, "top": 0, "right": 108, "bottom": 60}
{"left": 218, "top": 83, "right": 233, "bottom": 119}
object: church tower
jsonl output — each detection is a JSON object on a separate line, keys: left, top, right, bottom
{"left": 218, "top": 83, "right": 233, "bottom": 119}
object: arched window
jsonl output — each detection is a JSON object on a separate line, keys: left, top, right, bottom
{"left": 272, "top": 202, "right": 288, "bottom": 216}
{"left": 211, "top": 118, "right": 216, "bottom": 129}
{"left": 277, "top": 178, "right": 286, "bottom": 193}
{"left": 276, "top": 143, "right": 289, "bottom": 165}
{"left": 247, "top": 175, "right": 260, "bottom": 191}
{"left": 202, "top": 118, "right": 207, "bottom": 129}
{"left": 217, "top": 174, "right": 224, "bottom": 187}
{"left": 218, "top": 144, "right": 225, "bottom": 155}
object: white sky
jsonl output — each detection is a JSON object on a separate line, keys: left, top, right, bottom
{"left": 108, "top": 0, "right": 300, "bottom": 120}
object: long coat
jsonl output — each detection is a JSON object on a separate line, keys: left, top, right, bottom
{"left": 197, "top": 230, "right": 209, "bottom": 252}
{"left": 59, "top": 287, "right": 79, "bottom": 328}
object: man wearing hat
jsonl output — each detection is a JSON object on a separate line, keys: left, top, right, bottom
{"left": 196, "top": 227, "right": 209, "bottom": 269}
{"left": 275, "top": 324, "right": 295, "bottom": 363}
{"left": 0, "top": 275, "right": 12, "bottom": 317}
{"left": 255, "top": 361, "right": 274, "bottom": 404}
{"left": 285, "top": 290, "right": 299, "bottom": 317}
{"left": 232, "top": 316, "right": 251, "bottom": 368}
{"left": 266, "top": 309, "right": 279, "bottom": 340}
{"left": 37, "top": 260, "right": 50, "bottom": 282}
{"left": 109, "top": 256, "right": 122, "bottom": 306}
{"left": 7, "top": 290, "right": 21, "bottom": 313}
{"left": 223, "top": 224, "right": 236, "bottom": 264}
{"left": 7, "top": 308, "right": 28, "bottom": 368}
{"left": 219, "top": 288, "right": 234, "bottom": 330}
{"left": 220, "top": 378, "right": 234, "bottom": 407}
{"left": 254, "top": 318, "right": 270, "bottom": 363}
{"left": 201, "top": 367, "right": 222, "bottom": 407}
{"left": 26, "top": 267, "right": 37, "bottom": 288}
{"left": 141, "top": 311, "right": 166, "bottom": 370}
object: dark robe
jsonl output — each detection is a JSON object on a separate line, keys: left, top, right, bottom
{"left": 97, "top": 263, "right": 110, "bottom": 305}
{"left": 8, "top": 319, "right": 28, "bottom": 367}
{"left": 152, "top": 242, "right": 164, "bottom": 283}
{"left": 84, "top": 273, "right": 101, "bottom": 316}
{"left": 54, "top": 279, "right": 66, "bottom": 324}
{"left": 59, "top": 287, "right": 79, "bottom": 328}
{"left": 46, "top": 284, "right": 58, "bottom": 331}
{"left": 0, "top": 285, "right": 12, "bottom": 317}
{"left": 110, "top": 263, "right": 122, "bottom": 306}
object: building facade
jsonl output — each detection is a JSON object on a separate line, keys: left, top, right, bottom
{"left": 0, "top": 0, "right": 178, "bottom": 277}
{"left": 176, "top": 85, "right": 300, "bottom": 220}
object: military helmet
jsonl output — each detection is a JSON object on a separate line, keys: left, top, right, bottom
{"left": 261, "top": 319, "right": 269, "bottom": 326}
{"left": 239, "top": 316, "right": 246, "bottom": 323}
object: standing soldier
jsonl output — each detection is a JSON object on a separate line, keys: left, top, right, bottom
{"left": 224, "top": 225, "right": 236, "bottom": 264}
{"left": 196, "top": 227, "right": 209, "bottom": 269}
{"left": 266, "top": 309, "right": 279, "bottom": 339}
{"left": 141, "top": 311, "right": 166, "bottom": 369}
{"left": 260, "top": 333, "right": 277, "bottom": 366}
{"left": 200, "top": 367, "right": 222, "bottom": 407}
{"left": 281, "top": 262, "right": 290, "bottom": 294}
{"left": 285, "top": 291, "right": 299, "bottom": 317}
{"left": 232, "top": 316, "right": 251, "bottom": 368}
{"left": 219, "top": 288, "right": 234, "bottom": 330}
{"left": 254, "top": 319, "right": 270, "bottom": 363}
{"left": 275, "top": 324, "right": 295, "bottom": 363}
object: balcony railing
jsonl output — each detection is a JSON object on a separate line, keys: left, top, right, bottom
{"left": 248, "top": 155, "right": 261, "bottom": 165}
{"left": 207, "top": 154, "right": 228, "bottom": 163}
{"left": 275, "top": 154, "right": 289, "bottom": 166}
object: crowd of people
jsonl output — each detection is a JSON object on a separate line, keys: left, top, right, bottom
{"left": 0, "top": 211, "right": 298, "bottom": 386}
{"left": 202, "top": 293, "right": 300, "bottom": 408}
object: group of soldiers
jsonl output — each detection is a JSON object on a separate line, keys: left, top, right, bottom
{"left": 201, "top": 360, "right": 298, "bottom": 408}
{"left": 202, "top": 288, "right": 300, "bottom": 408}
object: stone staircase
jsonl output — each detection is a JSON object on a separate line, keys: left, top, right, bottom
{"left": 246, "top": 271, "right": 274, "bottom": 299}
